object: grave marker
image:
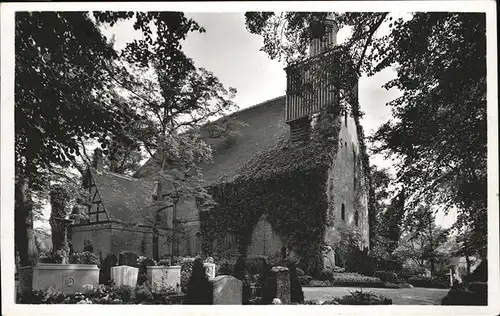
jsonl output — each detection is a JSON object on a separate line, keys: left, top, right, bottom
{"left": 211, "top": 275, "right": 242, "bottom": 305}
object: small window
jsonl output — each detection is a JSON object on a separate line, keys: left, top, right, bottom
{"left": 355, "top": 211, "right": 359, "bottom": 226}
{"left": 194, "top": 232, "right": 202, "bottom": 255}
{"left": 341, "top": 204, "right": 345, "bottom": 221}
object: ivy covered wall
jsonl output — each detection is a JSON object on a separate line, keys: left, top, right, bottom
{"left": 200, "top": 167, "right": 329, "bottom": 273}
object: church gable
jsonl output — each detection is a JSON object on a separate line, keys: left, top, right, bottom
{"left": 82, "top": 167, "right": 156, "bottom": 226}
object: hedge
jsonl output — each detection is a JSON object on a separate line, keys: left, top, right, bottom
{"left": 407, "top": 275, "right": 450, "bottom": 289}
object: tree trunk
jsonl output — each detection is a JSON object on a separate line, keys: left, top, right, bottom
{"left": 15, "top": 178, "right": 38, "bottom": 266}
{"left": 50, "top": 218, "right": 71, "bottom": 263}
{"left": 428, "top": 213, "right": 435, "bottom": 276}
{"left": 153, "top": 215, "right": 160, "bottom": 262}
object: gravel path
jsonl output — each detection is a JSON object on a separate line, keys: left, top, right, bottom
{"left": 303, "top": 286, "right": 449, "bottom": 305}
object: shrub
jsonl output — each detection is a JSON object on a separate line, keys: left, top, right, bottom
{"left": 232, "top": 256, "right": 252, "bottom": 304}
{"left": 216, "top": 258, "right": 235, "bottom": 276}
{"left": 310, "top": 272, "right": 385, "bottom": 288}
{"left": 374, "top": 270, "right": 398, "bottom": 283}
{"left": 17, "top": 287, "right": 65, "bottom": 304}
{"left": 383, "top": 282, "right": 413, "bottom": 289}
{"left": 317, "top": 268, "right": 334, "bottom": 281}
{"left": 407, "top": 275, "right": 450, "bottom": 289}
{"left": 135, "top": 282, "right": 154, "bottom": 303}
{"left": 246, "top": 257, "right": 268, "bottom": 275}
{"left": 180, "top": 259, "right": 195, "bottom": 293}
{"left": 308, "top": 280, "right": 332, "bottom": 287}
{"left": 287, "top": 261, "right": 304, "bottom": 304}
{"left": 184, "top": 258, "right": 212, "bottom": 304}
{"left": 136, "top": 256, "right": 156, "bottom": 285}
{"left": 336, "top": 290, "right": 392, "bottom": 305}
{"left": 16, "top": 282, "right": 185, "bottom": 305}
{"left": 441, "top": 282, "right": 487, "bottom": 306}
{"left": 297, "top": 275, "right": 313, "bottom": 286}
{"left": 464, "top": 260, "right": 487, "bottom": 283}
{"left": 398, "top": 265, "right": 427, "bottom": 280}
{"left": 38, "top": 253, "right": 57, "bottom": 263}
{"left": 295, "top": 267, "right": 305, "bottom": 276}
{"left": 69, "top": 251, "right": 100, "bottom": 265}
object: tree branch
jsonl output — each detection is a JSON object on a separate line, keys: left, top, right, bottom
{"left": 355, "top": 13, "right": 388, "bottom": 75}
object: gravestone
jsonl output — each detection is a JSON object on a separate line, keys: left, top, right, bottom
{"left": 322, "top": 246, "right": 335, "bottom": 269}
{"left": 99, "top": 254, "right": 118, "bottom": 285}
{"left": 118, "top": 252, "right": 139, "bottom": 267}
{"left": 147, "top": 266, "right": 182, "bottom": 293}
{"left": 111, "top": 266, "right": 139, "bottom": 287}
{"left": 211, "top": 275, "right": 242, "bottom": 305}
{"left": 270, "top": 266, "right": 291, "bottom": 304}
{"left": 204, "top": 262, "right": 216, "bottom": 279}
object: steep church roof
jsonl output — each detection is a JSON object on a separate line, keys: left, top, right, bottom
{"left": 88, "top": 167, "right": 155, "bottom": 224}
{"left": 134, "top": 96, "right": 290, "bottom": 185}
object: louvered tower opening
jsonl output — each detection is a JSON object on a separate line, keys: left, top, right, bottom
{"left": 285, "top": 13, "right": 340, "bottom": 143}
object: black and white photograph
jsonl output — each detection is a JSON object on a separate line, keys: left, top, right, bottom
{"left": 1, "top": 1, "right": 498, "bottom": 315}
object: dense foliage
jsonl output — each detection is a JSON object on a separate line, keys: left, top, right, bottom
{"left": 201, "top": 168, "right": 329, "bottom": 275}
{"left": 371, "top": 13, "right": 487, "bottom": 257}
{"left": 17, "top": 283, "right": 183, "bottom": 305}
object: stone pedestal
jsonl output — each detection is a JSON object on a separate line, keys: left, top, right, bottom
{"left": 111, "top": 265, "right": 139, "bottom": 287}
{"left": 270, "top": 266, "right": 291, "bottom": 304}
{"left": 147, "top": 265, "right": 181, "bottom": 293}
{"left": 32, "top": 264, "right": 99, "bottom": 295}
{"left": 211, "top": 275, "right": 242, "bottom": 305}
{"left": 204, "top": 263, "right": 216, "bottom": 279}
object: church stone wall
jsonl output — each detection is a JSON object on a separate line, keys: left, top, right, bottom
{"left": 324, "top": 112, "right": 370, "bottom": 250}
{"left": 71, "top": 223, "right": 112, "bottom": 260}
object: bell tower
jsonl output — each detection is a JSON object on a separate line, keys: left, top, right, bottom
{"left": 309, "top": 13, "right": 339, "bottom": 57}
{"left": 285, "top": 13, "right": 340, "bottom": 142}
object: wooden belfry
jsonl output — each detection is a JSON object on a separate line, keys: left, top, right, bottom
{"left": 285, "top": 13, "right": 339, "bottom": 142}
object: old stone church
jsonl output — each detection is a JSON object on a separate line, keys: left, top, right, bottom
{"left": 71, "top": 15, "right": 371, "bottom": 270}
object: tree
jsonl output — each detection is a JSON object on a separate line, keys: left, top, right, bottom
{"left": 15, "top": 11, "right": 122, "bottom": 266}
{"left": 395, "top": 205, "right": 450, "bottom": 275}
{"left": 371, "top": 13, "right": 487, "bottom": 257}
{"left": 49, "top": 185, "right": 75, "bottom": 263}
